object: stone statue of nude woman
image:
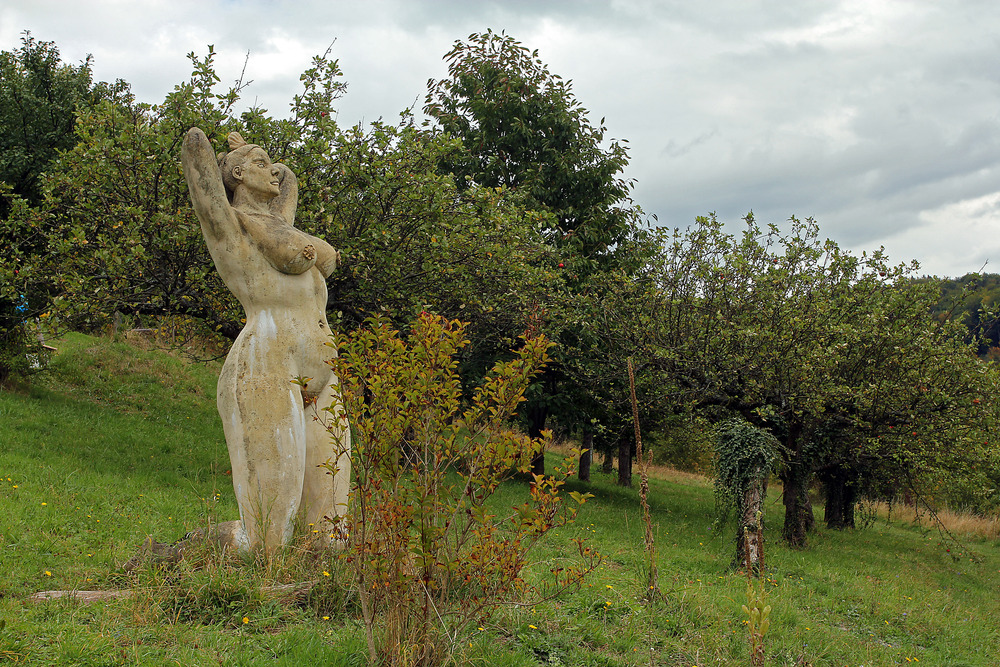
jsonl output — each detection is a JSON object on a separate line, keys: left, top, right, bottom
{"left": 180, "top": 127, "right": 350, "bottom": 552}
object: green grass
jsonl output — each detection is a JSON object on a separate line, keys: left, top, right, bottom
{"left": 2, "top": 333, "right": 998, "bottom": 665}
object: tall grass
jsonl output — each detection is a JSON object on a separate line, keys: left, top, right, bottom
{"left": 871, "top": 500, "right": 1000, "bottom": 540}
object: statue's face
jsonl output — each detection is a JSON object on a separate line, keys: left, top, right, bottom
{"left": 233, "top": 147, "right": 280, "bottom": 198}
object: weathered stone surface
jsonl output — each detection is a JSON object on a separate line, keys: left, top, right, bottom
{"left": 181, "top": 128, "right": 351, "bottom": 552}
{"left": 29, "top": 580, "right": 318, "bottom": 605}
{"left": 122, "top": 536, "right": 186, "bottom": 572}
{"left": 28, "top": 589, "right": 136, "bottom": 603}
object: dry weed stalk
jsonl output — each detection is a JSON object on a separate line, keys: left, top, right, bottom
{"left": 628, "top": 357, "right": 659, "bottom": 597}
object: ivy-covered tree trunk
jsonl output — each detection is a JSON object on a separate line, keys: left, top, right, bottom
{"left": 715, "top": 420, "right": 779, "bottom": 574}
{"left": 579, "top": 431, "right": 593, "bottom": 482}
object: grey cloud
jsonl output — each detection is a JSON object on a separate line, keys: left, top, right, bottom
{"left": 3, "top": 0, "right": 1000, "bottom": 277}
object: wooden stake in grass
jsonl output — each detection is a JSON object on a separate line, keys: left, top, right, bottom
{"left": 628, "top": 357, "right": 659, "bottom": 597}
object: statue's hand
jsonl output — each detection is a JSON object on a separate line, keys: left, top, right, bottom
{"left": 277, "top": 243, "right": 317, "bottom": 274}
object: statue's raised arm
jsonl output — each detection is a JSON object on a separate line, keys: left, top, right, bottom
{"left": 269, "top": 163, "right": 298, "bottom": 226}
{"left": 267, "top": 161, "right": 340, "bottom": 277}
{"left": 181, "top": 127, "right": 238, "bottom": 241}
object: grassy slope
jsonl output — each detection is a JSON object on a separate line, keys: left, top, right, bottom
{"left": 0, "top": 333, "right": 997, "bottom": 666}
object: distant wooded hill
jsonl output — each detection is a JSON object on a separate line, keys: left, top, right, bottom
{"left": 931, "top": 273, "right": 1000, "bottom": 357}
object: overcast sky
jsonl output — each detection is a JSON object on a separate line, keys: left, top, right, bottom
{"left": 3, "top": 0, "right": 999, "bottom": 278}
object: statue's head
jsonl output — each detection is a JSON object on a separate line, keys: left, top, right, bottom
{"left": 217, "top": 132, "right": 280, "bottom": 201}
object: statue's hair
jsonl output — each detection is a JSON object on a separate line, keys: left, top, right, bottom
{"left": 217, "top": 132, "right": 260, "bottom": 196}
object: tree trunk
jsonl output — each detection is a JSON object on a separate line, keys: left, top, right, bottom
{"left": 842, "top": 485, "right": 856, "bottom": 528}
{"left": 781, "top": 466, "right": 807, "bottom": 548}
{"left": 528, "top": 404, "right": 547, "bottom": 477}
{"left": 823, "top": 471, "right": 845, "bottom": 529}
{"left": 803, "top": 483, "right": 816, "bottom": 533}
{"left": 823, "top": 470, "right": 858, "bottom": 530}
{"left": 617, "top": 435, "right": 632, "bottom": 487}
{"left": 780, "top": 424, "right": 812, "bottom": 548}
{"left": 736, "top": 473, "right": 767, "bottom": 574}
{"left": 579, "top": 431, "right": 593, "bottom": 482}
{"left": 602, "top": 446, "right": 614, "bottom": 474}
{"left": 822, "top": 469, "right": 857, "bottom": 530}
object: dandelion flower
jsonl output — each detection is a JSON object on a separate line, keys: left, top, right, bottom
{"left": 242, "top": 617, "right": 249, "bottom": 624}
{"left": 44, "top": 571, "right": 51, "bottom": 576}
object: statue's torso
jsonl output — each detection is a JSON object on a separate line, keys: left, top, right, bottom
{"left": 207, "top": 210, "right": 334, "bottom": 391}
